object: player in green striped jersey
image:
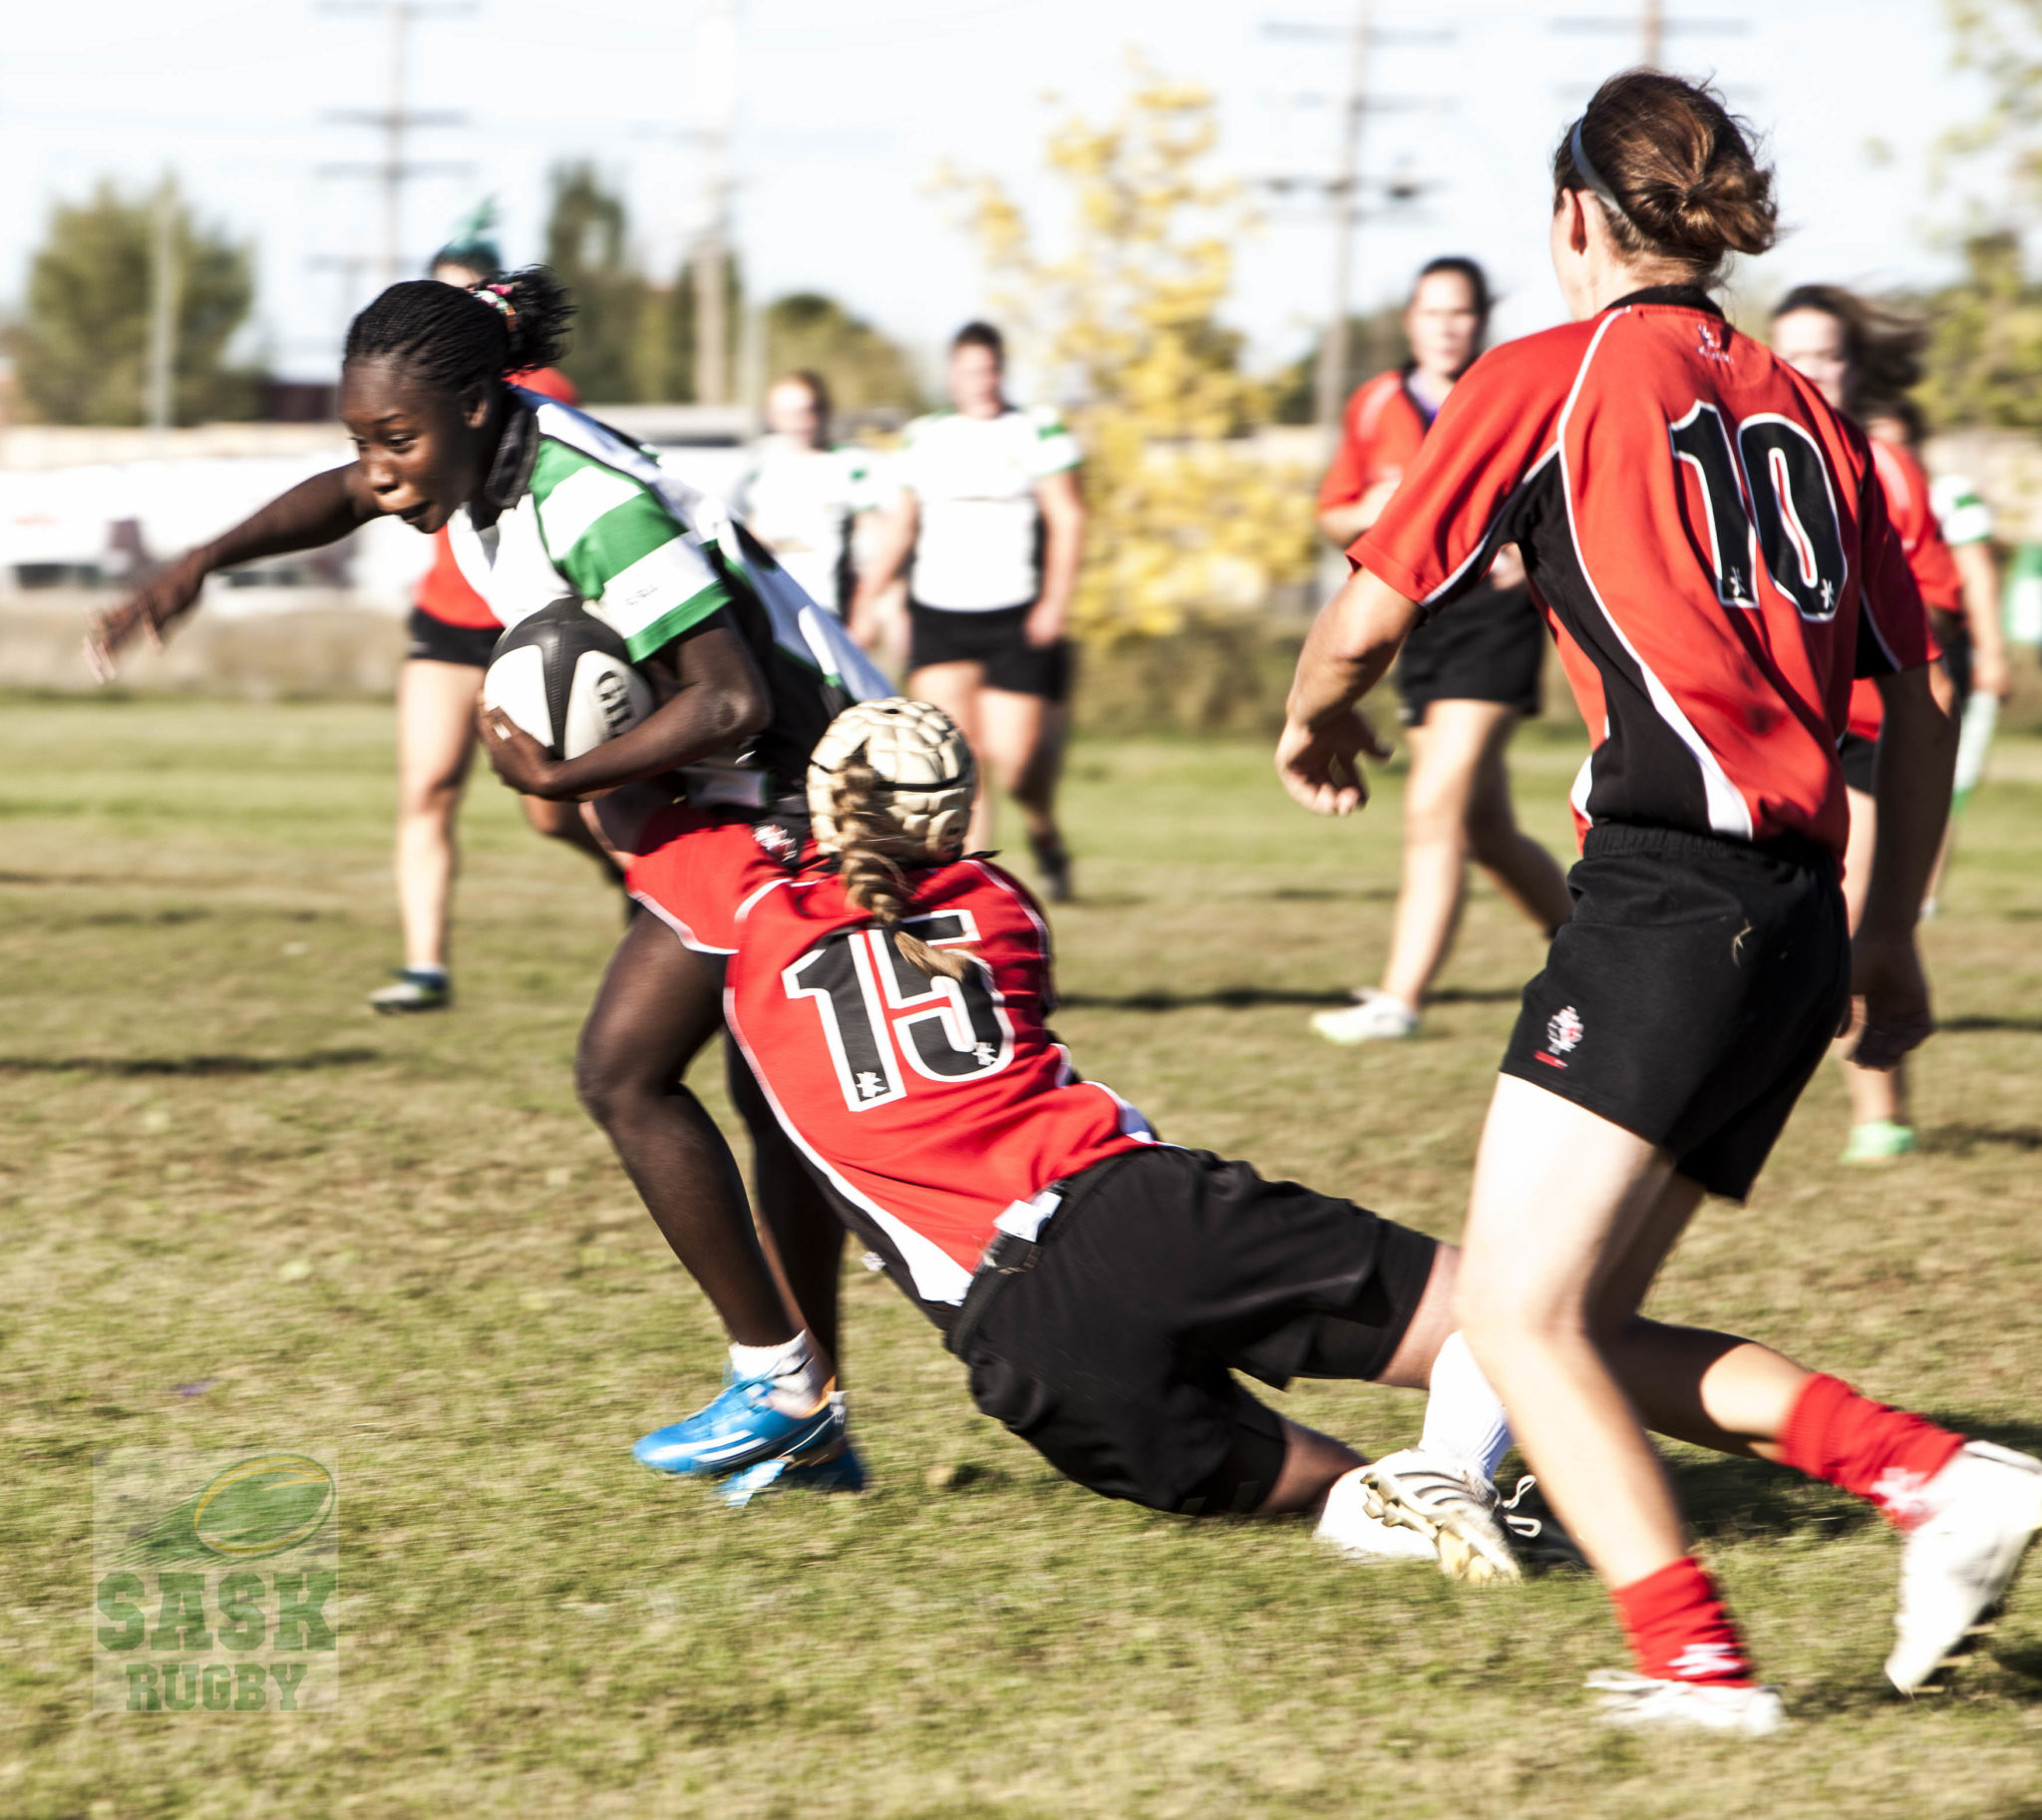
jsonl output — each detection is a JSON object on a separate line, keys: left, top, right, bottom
{"left": 93, "top": 272, "right": 890, "bottom": 1473}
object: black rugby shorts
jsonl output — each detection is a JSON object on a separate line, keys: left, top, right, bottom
{"left": 907, "top": 600, "right": 1073, "bottom": 703}
{"left": 959, "top": 1147, "right": 1439, "bottom": 1516}
{"left": 406, "top": 606, "right": 501, "bottom": 669}
{"left": 1396, "top": 581, "right": 1545, "bottom": 726}
{"left": 1500, "top": 824, "right": 1851, "bottom": 1202}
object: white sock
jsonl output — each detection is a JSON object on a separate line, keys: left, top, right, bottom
{"left": 728, "top": 1331, "right": 828, "bottom": 1410}
{"left": 1418, "top": 1330, "right": 1513, "bottom": 1482}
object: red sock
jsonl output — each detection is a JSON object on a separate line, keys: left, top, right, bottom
{"left": 1612, "top": 1557, "right": 1753, "bottom": 1685}
{"left": 1781, "top": 1373, "right": 1964, "bottom": 1530}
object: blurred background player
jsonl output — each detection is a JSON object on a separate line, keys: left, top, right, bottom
{"left": 1860, "top": 395, "right": 2011, "bottom": 912}
{"left": 1280, "top": 72, "right": 2037, "bottom": 1734}
{"left": 1770, "top": 286, "right": 1985, "bottom": 1163}
{"left": 372, "top": 207, "right": 616, "bottom": 1015}
{"left": 848, "top": 321, "right": 1086, "bottom": 901}
{"left": 732, "top": 369, "right": 879, "bottom": 617}
{"left": 1309, "top": 258, "right": 1572, "bottom": 1046}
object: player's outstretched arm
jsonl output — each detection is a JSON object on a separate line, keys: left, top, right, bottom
{"left": 86, "top": 465, "right": 381, "bottom": 679}
{"left": 1852, "top": 662, "right": 1958, "bottom": 1070}
{"left": 479, "top": 614, "right": 771, "bottom": 801}
{"left": 1275, "top": 564, "right": 1412, "bottom": 815}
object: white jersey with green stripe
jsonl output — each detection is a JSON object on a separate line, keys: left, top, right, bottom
{"left": 1930, "top": 472, "right": 1994, "bottom": 548}
{"left": 449, "top": 388, "right": 891, "bottom": 804}
{"left": 891, "top": 405, "right": 1082, "bottom": 612}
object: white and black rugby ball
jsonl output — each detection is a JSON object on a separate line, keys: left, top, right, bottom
{"left": 482, "top": 599, "right": 654, "bottom": 761}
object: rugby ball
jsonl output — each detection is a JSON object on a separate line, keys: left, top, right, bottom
{"left": 483, "top": 599, "right": 653, "bottom": 761}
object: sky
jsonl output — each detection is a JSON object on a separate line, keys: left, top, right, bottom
{"left": 0, "top": 0, "right": 2012, "bottom": 393}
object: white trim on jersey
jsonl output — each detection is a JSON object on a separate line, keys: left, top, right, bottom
{"left": 628, "top": 892, "right": 735, "bottom": 956}
{"left": 1558, "top": 310, "right": 1755, "bottom": 842}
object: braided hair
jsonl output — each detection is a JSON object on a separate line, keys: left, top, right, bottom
{"left": 343, "top": 266, "right": 573, "bottom": 399}
{"left": 827, "top": 754, "right": 973, "bottom": 982}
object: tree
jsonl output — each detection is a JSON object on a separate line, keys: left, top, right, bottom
{"left": 761, "top": 291, "right": 921, "bottom": 414}
{"left": 938, "top": 71, "right": 1318, "bottom": 640}
{"left": 1916, "top": 232, "right": 2042, "bottom": 429}
{"left": 1271, "top": 306, "right": 1410, "bottom": 426}
{"left": 543, "top": 163, "right": 650, "bottom": 402}
{"left": 10, "top": 180, "right": 257, "bottom": 425}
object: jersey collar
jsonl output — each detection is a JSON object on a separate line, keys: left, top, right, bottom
{"left": 1602, "top": 282, "right": 1724, "bottom": 318}
{"left": 473, "top": 393, "right": 540, "bottom": 527}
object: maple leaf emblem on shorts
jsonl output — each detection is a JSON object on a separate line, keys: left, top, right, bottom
{"left": 753, "top": 822, "right": 798, "bottom": 862}
{"left": 1546, "top": 1005, "right": 1584, "bottom": 1054}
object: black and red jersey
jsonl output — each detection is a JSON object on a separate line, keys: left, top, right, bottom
{"left": 1319, "top": 370, "right": 1432, "bottom": 512}
{"left": 1353, "top": 285, "right": 1933, "bottom": 855}
{"left": 625, "top": 813, "right": 1153, "bottom": 1312}
{"left": 1847, "top": 437, "right": 1955, "bottom": 744}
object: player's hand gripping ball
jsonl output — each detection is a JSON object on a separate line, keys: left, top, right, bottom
{"left": 808, "top": 699, "right": 978, "bottom": 865}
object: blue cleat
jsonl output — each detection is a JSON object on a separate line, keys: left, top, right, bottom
{"left": 718, "top": 1439, "right": 868, "bottom": 1508}
{"left": 633, "top": 1372, "right": 844, "bottom": 1479}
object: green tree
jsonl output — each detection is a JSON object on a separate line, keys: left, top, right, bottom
{"left": 1917, "top": 232, "right": 2042, "bottom": 429}
{"left": 10, "top": 180, "right": 257, "bottom": 426}
{"left": 543, "top": 163, "right": 648, "bottom": 402}
{"left": 761, "top": 291, "right": 921, "bottom": 414}
{"left": 1271, "top": 306, "right": 1409, "bottom": 426}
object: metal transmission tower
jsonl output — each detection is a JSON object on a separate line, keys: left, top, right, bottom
{"left": 1257, "top": 6, "right": 1451, "bottom": 444}
{"left": 319, "top": 2, "right": 475, "bottom": 288}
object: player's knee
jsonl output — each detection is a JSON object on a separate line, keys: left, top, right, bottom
{"left": 572, "top": 1030, "right": 644, "bottom": 1131}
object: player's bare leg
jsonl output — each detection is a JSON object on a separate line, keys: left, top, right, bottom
{"left": 981, "top": 687, "right": 1071, "bottom": 899}
{"left": 1834, "top": 785, "right": 1912, "bottom": 1156}
{"left": 907, "top": 659, "right": 990, "bottom": 847}
{"left": 389, "top": 659, "right": 481, "bottom": 985}
{"left": 576, "top": 916, "right": 812, "bottom": 1354}
{"left": 1463, "top": 714, "right": 1572, "bottom": 938}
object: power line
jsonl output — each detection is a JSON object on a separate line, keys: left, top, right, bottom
{"left": 316, "top": 2, "right": 474, "bottom": 287}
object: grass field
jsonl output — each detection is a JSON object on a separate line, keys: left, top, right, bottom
{"left": 3, "top": 694, "right": 2040, "bottom": 1818}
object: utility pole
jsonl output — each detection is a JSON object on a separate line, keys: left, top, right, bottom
{"left": 1315, "top": 0, "right": 1373, "bottom": 439}
{"left": 1552, "top": 2, "right": 1743, "bottom": 73}
{"left": 146, "top": 180, "right": 179, "bottom": 434}
{"left": 320, "top": 2, "right": 473, "bottom": 287}
{"left": 1258, "top": 9, "right": 1450, "bottom": 448}
{"left": 692, "top": 0, "right": 737, "bottom": 406}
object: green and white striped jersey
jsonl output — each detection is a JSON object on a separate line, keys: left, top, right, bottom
{"left": 449, "top": 388, "right": 891, "bottom": 804}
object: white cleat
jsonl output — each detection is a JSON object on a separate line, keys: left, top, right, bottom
{"left": 1354, "top": 1447, "right": 1523, "bottom": 1584}
{"left": 1316, "top": 1466, "right": 1440, "bottom": 1566}
{"left": 1885, "top": 1440, "right": 2042, "bottom": 1693}
{"left": 1309, "top": 989, "right": 1419, "bottom": 1046}
{"left": 1585, "top": 1671, "right": 1787, "bottom": 1737}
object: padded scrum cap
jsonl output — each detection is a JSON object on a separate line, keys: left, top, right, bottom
{"left": 807, "top": 698, "right": 977, "bottom": 863}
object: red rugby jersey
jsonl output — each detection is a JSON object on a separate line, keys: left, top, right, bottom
{"left": 415, "top": 367, "right": 581, "bottom": 630}
{"left": 625, "top": 815, "right": 1153, "bottom": 1312}
{"left": 1353, "top": 286, "right": 1933, "bottom": 855}
{"left": 1846, "top": 437, "right": 1956, "bottom": 744}
{"left": 1319, "top": 370, "right": 1431, "bottom": 512}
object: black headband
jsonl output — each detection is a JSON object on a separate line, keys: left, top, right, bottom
{"left": 1568, "top": 117, "right": 1629, "bottom": 223}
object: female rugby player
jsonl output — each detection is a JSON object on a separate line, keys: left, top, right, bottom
{"left": 1277, "top": 71, "right": 2039, "bottom": 1733}
{"left": 94, "top": 270, "right": 881, "bottom": 1480}
{"left": 1771, "top": 287, "right": 1963, "bottom": 1164}
{"left": 848, "top": 322, "right": 1087, "bottom": 900}
{"left": 1311, "top": 258, "right": 1573, "bottom": 1047}
{"left": 621, "top": 697, "right": 1547, "bottom": 1572}
{"left": 733, "top": 370, "right": 880, "bottom": 616}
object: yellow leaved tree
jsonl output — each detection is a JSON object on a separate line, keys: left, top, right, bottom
{"left": 936, "top": 73, "right": 1318, "bottom": 642}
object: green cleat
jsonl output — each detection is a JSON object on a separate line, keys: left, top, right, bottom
{"left": 1841, "top": 1120, "right": 1915, "bottom": 1165}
